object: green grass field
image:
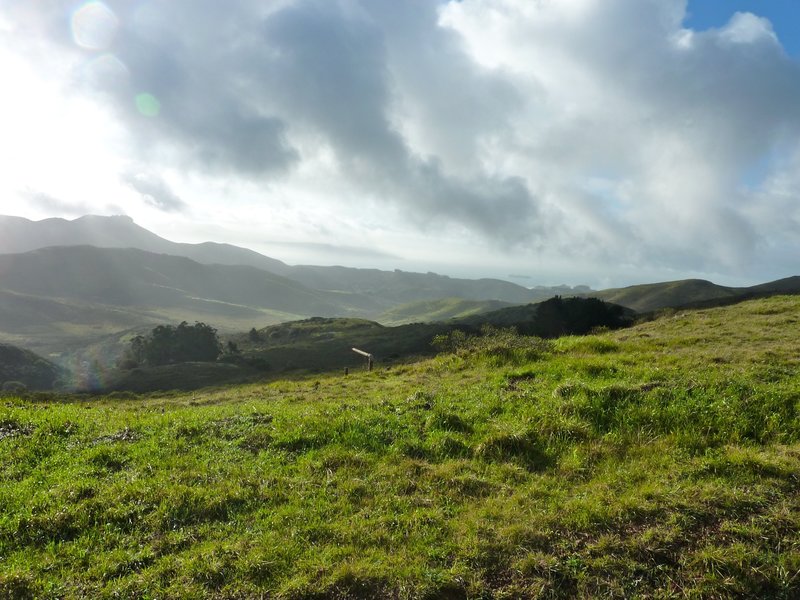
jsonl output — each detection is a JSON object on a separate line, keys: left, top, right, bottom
{"left": 1, "top": 296, "right": 799, "bottom": 598}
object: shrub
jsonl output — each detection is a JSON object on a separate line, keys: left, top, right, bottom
{"left": 433, "top": 326, "right": 552, "bottom": 365}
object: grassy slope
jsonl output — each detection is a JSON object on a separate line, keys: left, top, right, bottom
{"left": 586, "top": 279, "right": 743, "bottom": 312}
{"left": 0, "top": 344, "right": 63, "bottom": 390}
{"left": 377, "top": 298, "right": 513, "bottom": 325}
{"left": 230, "top": 318, "right": 452, "bottom": 374}
{"left": 1, "top": 296, "right": 799, "bottom": 598}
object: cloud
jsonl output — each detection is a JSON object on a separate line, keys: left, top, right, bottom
{"left": 121, "top": 171, "right": 187, "bottom": 213}
{"left": 6, "top": 0, "right": 800, "bottom": 282}
{"left": 270, "top": 241, "right": 399, "bottom": 261}
{"left": 6, "top": 0, "right": 542, "bottom": 240}
{"left": 22, "top": 190, "right": 93, "bottom": 216}
{"left": 21, "top": 189, "right": 121, "bottom": 217}
{"left": 247, "top": 0, "right": 541, "bottom": 239}
{"left": 441, "top": 0, "right": 800, "bottom": 269}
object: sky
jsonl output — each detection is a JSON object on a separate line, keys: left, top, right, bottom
{"left": 1, "top": 0, "right": 799, "bottom": 289}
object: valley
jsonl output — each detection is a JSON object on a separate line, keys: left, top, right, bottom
{"left": 1, "top": 215, "right": 799, "bottom": 395}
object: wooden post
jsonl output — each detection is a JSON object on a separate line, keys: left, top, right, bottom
{"left": 352, "top": 348, "right": 374, "bottom": 371}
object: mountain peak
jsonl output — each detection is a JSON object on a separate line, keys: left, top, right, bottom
{"left": 0, "top": 213, "right": 289, "bottom": 273}
{"left": 75, "top": 214, "right": 134, "bottom": 223}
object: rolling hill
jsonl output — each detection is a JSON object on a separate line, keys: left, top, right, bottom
{"left": 0, "top": 246, "right": 341, "bottom": 316}
{"left": 0, "top": 246, "right": 347, "bottom": 357}
{"left": 584, "top": 279, "right": 742, "bottom": 312}
{"left": 0, "top": 214, "right": 289, "bottom": 274}
{"left": 0, "top": 343, "right": 64, "bottom": 390}
{"left": 377, "top": 297, "right": 513, "bottom": 325}
{"left": 202, "top": 296, "right": 635, "bottom": 382}
{"left": 87, "top": 296, "right": 634, "bottom": 393}
{"left": 585, "top": 277, "right": 800, "bottom": 312}
{"left": 0, "top": 215, "right": 575, "bottom": 310}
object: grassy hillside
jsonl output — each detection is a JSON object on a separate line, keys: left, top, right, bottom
{"left": 0, "top": 246, "right": 341, "bottom": 316}
{"left": 0, "top": 344, "right": 63, "bottom": 390}
{"left": 221, "top": 297, "right": 631, "bottom": 379}
{"left": 586, "top": 279, "right": 742, "bottom": 312}
{"left": 378, "top": 297, "right": 513, "bottom": 325}
{"left": 586, "top": 276, "right": 800, "bottom": 313}
{"left": 1, "top": 296, "right": 799, "bottom": 598}
{"left": 284, "top": 266, "right": 542, "bottom": 307}
{"left": 0, "top": 247, "right": 344, "bottom": 356}
{"left": 230, "top": 317, "right": 450, "bottom": 375}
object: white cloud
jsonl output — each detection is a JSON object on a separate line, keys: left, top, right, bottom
{"left": 121, "top": 170, "right": 187, "bottom": 213}
{"left": 1, "top": 0, "right": 799, "bottom": 286}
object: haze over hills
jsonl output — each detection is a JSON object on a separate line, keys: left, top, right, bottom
{"left": 585, "top": 277, "right": 800, "bottom": 313}
{"left": 1, "top": 213, "right": 799, "bottom": 374}
{"left": 0, "top": 214, "right": 604, "bottom": 367}
{"left": 0, "top": 245, "right": 339, "bottom": 313}
{"left": 0, "top": 215, "right": 569, "bottom": 308}
{"left": 0, "top": 214, "right": 289, "bottom": 274}
{"left": 378, "top": 298, "right": 514, "bottom": 325}
{"left": 585, "top": 279, "right": 744, "bottom": 313}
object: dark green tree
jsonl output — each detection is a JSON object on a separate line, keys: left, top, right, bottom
{"left": 126, "top": 322, "right": 222, "bottom": 366}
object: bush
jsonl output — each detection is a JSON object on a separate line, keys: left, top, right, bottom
{"left": 433, "top": 326, "right": 552, "bottom": 365}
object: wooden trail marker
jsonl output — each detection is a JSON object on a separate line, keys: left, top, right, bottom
{"left": 352, "top": 347, "right": 374, "bottom": 371}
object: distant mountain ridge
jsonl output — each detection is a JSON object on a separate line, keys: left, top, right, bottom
{"left": 0, "top": 214, "right": 289, "bottom": 273}
{"left": 0, "top": 215, "right": 568, "bottom": 308}
{"left": 584, "top": 277, "right": 800, "bottom": 312}
{"left": 1, "top": 214, "right": 798, "bottom": 365}
{"left": 0, "top": 245, "right": 343, "bottom": 317}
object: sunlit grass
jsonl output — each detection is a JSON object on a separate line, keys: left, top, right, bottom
{"left": 1, "top": 295, "right": 799, "bottom": 598}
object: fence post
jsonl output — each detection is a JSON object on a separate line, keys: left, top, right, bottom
{"left": 352, "top": 348, "right": 374, "bottom": 371}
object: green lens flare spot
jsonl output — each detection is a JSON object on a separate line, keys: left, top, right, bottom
{"left": 135, "top": 93, "right": 161, "bottom": 117}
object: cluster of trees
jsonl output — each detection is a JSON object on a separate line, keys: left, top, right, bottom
{"left": 124, "top": 322, "right": 222, "bottom": 367}
{"left": 522, "top": 296, "right": 632, "bottom": 338}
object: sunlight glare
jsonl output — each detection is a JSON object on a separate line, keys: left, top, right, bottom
{"left": 71, "top": 1, "right": 119, "bottom": 51}
{"left": 81, "top": 53, "right": 130, "bottom": 88}
{"left": 135, "top": 93, "right": 161, "bottom": 117}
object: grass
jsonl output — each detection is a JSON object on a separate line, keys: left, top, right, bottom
{"left": 378, "top": 298, "right": 513, "bottom": 325}
{"left": 1, "top": 295, "right": 799, "bottom": 598}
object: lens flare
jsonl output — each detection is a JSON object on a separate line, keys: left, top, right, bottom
{"left": 81, "top": 53, "right": 130, "bottom": 88}
{"left": 60, "top": 347, "right": 117, "bottom": 391}
{"left": 71, "top": 1, "right": 119, "bottom": 50}
{"left": 135, "top": 93, "right": 161, "bottom": 117}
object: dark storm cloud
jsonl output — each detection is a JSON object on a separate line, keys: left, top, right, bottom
{"left": 8, "top": 0, "right": 540, "bottom": 240}
{"left": 121, "top": 171, "right": 186, "bottom": 213}
{"left": 102, "top": 1, "right": 300, "bottom": 177}
{"left": 250, "top": 0, "right": 540, "bottom": 238}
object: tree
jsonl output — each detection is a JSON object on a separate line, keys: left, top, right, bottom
{"left": 524, "top": 296, "right": 630, "bottom": 338}
{"left": 124, "top": 322, "right": 222, "bottom": 367}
